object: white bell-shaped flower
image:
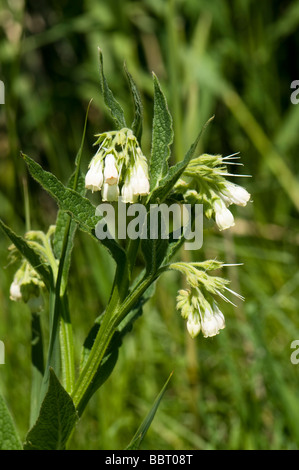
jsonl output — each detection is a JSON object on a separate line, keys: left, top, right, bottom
{"left": 221, "top": 182, "right": 250, "bottom": 207}
{"left": 213, "top": 303, "right": 225, "bottom": 331}
{"left": 9, "top": 279, "right": 22, "bottom": 301}
{"left": 104, "top": 154, "right": 119, "bottom": 185}
{"left": 201, "top": 305, "right": 220, "bottom": 338}
{"left": 85, "top": 158, "right": 103, "bottom": 192}
{"left": 101, "top": 182, "right": 119, "bottom": 202}
{"left": 214, "top": 198, "right": 235, "bottom": 231}
{"left": 121, "top": 176, "right": 138, "bottom": 203}
{"left": 131, "top": 162, "right": 150, "bottom": 196}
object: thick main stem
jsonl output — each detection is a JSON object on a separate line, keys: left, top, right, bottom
{"left": 71, "top": 274, "right": 154, "bottom": 415}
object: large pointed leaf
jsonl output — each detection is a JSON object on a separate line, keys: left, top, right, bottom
{"left": 0, "top": 394, "right": 22, "bottom": 450}
{"left": 150, "top": 74, "right": 174, "bottom": 191}
{"left": 22, "top": 153, "right": 99, "bottom": 233}
{"left": 24, "top": 369, "right": 78, "bottom": 450}
{"left": 126, "top": 371, "right": 173, "bottom": 450}
{"left": 22, "top": 153, "right": 126, "bottom": 265}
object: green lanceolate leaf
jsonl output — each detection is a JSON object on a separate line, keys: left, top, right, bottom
{"left": 150, "top": 115, "right": 214, "bottom": 204}
{"left": 22, "top": 153, "right": 126, "bottom": 265}
{"left": 98, "top": 48, "right": 127, "bottom": 129}
{"left": 0, "top": 394, "right": 22, "bottom": 450}
{"left": 125, "top": 371, "right": 173, "bottom": 450}
{"left": 22, "top": 153, "right": 99, "bottom": 233}
{"left": 0, "top": 218, "right": 51, "bottom": 288}
{"left": 24, "top": 369, "right": 78, "bottom": 450}
{"left": 124, "top": 63, "right": 143, "bottom": 142}
{"left": 150, "top": 73, "right": 174, "bottom": 191}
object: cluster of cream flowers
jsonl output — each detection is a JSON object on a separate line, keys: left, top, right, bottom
{"left": 8, "top": 227, "right": 57, "bottom": 311}
{"left": 85, "top": 128, "right": 150, "bottom": 203}
{"left": 9, "top": 259, "right": 45, "bottom": 311}
{"left": 170, "top": 260, "right": 243, "bottom": 339}
{"left": 175, "top": 153, "right": 251, "bottom": 231}
{"left": 176, "top": 288, "right": 225, "bottom": 338}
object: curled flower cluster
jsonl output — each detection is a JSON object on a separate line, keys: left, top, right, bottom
{"left": 170, "top": 260, "right": 243, "bottom": 339}
{"left": 10, "top": 260, "right": 44, "bottom": 310}
{"left": 176, "top": 289, "right": 225, "bottom": 338}
{"left": 8, "top": 227, "right": 58, "bottom": 311}
{"left": 175, "top": 153, "right": 251, "bottom": 231}
{"left": 85, "top": 128, "right": 150, "bottom": 202}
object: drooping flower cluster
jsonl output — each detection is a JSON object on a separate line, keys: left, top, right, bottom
{"left": 174, "top": 153, "right": 251, "bottom": 231}
{"left": 85, "top": 128, "right": 150, "bottom": 202}
{"left": 9, "top": 259, "right": 45, "bottom": 311}
{"left": 8, "top": 227, "right": 57, "bottom": 312}
{"left": 176, "top": 289, "right": 225, "bottom": 338}
{"left": 170, "top": 260, "right": 243, "bottom": 338}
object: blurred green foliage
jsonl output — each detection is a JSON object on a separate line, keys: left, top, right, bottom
{"left": 1, "top": 0, "right": 299, "bottom": 450}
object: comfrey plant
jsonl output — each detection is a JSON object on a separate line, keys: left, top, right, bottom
{"left": 0, "top": 50, "right": 250, "bottom": 450}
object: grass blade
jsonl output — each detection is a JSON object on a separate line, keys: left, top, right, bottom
{"left": 125, "top": 371, "right": 173, "bottom": 450}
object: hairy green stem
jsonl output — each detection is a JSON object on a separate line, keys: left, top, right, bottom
{"left": 39, "top": 283, "right": 60, "bottom": 403}
{"left": 72, "top": 273, "right": 155, "bottom": 415}
{"left": 59, "top": 294, "right": 75, "bottom": 394}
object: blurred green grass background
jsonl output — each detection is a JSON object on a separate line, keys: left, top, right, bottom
{"left": 1, "top": 0, "right": 299, "bottom": 450}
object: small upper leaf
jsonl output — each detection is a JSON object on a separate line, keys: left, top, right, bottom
{"left": 150, "top": 73, "right": 174, "bottom": 191}
{"left": 124, "top": 63, "right": 143, "bottom": 142}
{"left": 150, "top": 115, "right": 214, "bottom": 203}
{"left": 98, "top": 48, "right": 127, "bottom": 129}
